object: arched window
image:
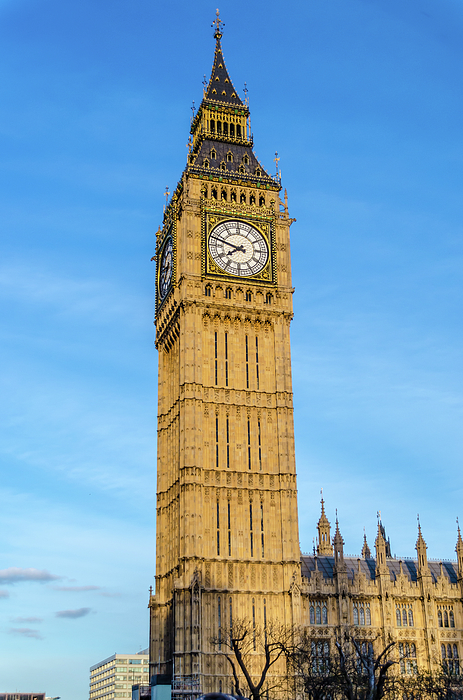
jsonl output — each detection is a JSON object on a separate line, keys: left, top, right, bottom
{"left": 353, "top": 606, "right": 359, "bottom": 625}
{"left": 448, "top": 644, "right": 452, "bottom": 659}
{"left": 442, "top": 644, "right": 446, "bottom": 660}
{"left": 240, "top": 192, "right": 246, "bottom": 203}
{"left": 205, "top": 285, "right": 212, "bottom": 297}
{"left": 316, "top": 604, "right": 321, "bottom": 625}
{"left": 221, "top": 162, "right": 226, "bottom": 172}
{"left": 230, "top": 190, "right": 237, "bottom": 202}
{"left": 237, "top": 124, "right": 242, "bottom": 138}
{"left": 211, "top": 188, "right": 218, "bottom": 200}
{"left": 450, "top": 611, "right": 455, "bottom": 628}
{"left": 438, "top": 610, "right": 443, "bottom": 627}
{"left": 265, "top": 293, "right": 272, "bottom": 305}
{"left": 360, "top": 606, "right": 365, "bottom": 626}
{"left": 243, "top": 154, "right": 249, "bottom": 165}
{"left": 366, "top": 606, "right": 371, "bottom": 626}
{"left": 221, "top": 188, "right": 227, "bottom": 200}
{"left": 211, "top": 149, "right": 217, "bottom": 160}
{"left": 408, "top": 608, "right": 414, "bottom": 627}
{"left": 259, "top": 195, "right": 265, "bottom": 206}
{"left": 402, "top": 609, "right": 408, "bottom": 626}
{"left": 246, "top": 291, "right": 252, "bottom": 302}
{"left": 217, "top": 121, "right": 222, "bottom": 135}
{"left": 203, "top": 158, "right": 210, "bottom": 168}
{"left": 322, "top": 604, "right": 327, "bottom": 624}
{"left": 223, "top": 122, "right": 228, "bottom": 136}
{"left": 444, "top": 611, "right": 449, "bottom": 627}
{"left": 396, "top": 608, "right": 402, "bottom": 626}
{"left": 210, "top": 119, "right": 215, "bottom": 133}
{"left": 405, "top": 643, "right": 410, "bottom": 658}
{"left": 230, "top": 123, "right": 235, "bottom": 137}
{"left": 239, "top": 165, "right": 245, "bottom": 174}
{"left": 250, "top": 194, "right": 256, "bottom": 205}
{"left": 227, "top": 152, "right": 233, "bottom": 162}
{"left": 225, "top": 288, "right": 232, "bottom": 299}
{"left": 255, "top": 168, "right": 261, "bottom": 177}
{"left": 310, "top": 604, "right": 315, "bottom": 625}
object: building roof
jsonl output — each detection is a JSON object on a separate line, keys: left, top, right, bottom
{"left": 301, "top": 554, "right": 458, "bottom": 584}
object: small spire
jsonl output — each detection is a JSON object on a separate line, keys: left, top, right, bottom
{"left": 333, "top": 515, "right": 345, "bottom": 570}
{"left": 416, "top": 517, "right": 429, "bottom": 575}
{"left": 455, "top": 518, "right": 463, "bottom": 578}
{"left": 163, "top": 186, "right": 171, "bottom": 213}
{"left": 361, "top": 531, "right": 371, "bottom": 559}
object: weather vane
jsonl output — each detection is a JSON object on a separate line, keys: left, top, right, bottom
{"left": 243, "top": 82, "right": 248, "bottom": 105}
{"left": 274, "top": 151, "right": 281, "bottom": 179}
{"left": 212, "top": 9, "right": 224, "bottom": 39}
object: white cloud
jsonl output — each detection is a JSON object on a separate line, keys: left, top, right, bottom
{"left": 8, "top": 627, "right": 43, "bottom": 640}
{"left": 0, "top": 567, "right": 61, "bottom": 585}
{"left": 55, "top": 607, "right": 92, "bottom": 619}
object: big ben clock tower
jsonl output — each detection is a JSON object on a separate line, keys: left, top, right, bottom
{"left": 149, "top": 13, "right": 300, "bottom": 696}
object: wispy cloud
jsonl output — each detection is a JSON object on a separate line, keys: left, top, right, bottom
{"left": 0, "top": 589, "right": 9, "bottom": 598}
{"left": 0, "top": 567, "right": 61, "bottom": 584}
{"left": 52, "top": 585, "right": 101, "bottom": 592}
{"left": 8, "top": 627, "right": 43, "bottom": 640}
{"left": 55, "top": 607, "right": 92, "bottom": 619}
{"left": 10, "top": 616, "right": 43, "bottom": 623}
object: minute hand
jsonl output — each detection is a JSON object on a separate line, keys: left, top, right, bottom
{"left": 209, "top": 234, "right": 246, "bottom": 253}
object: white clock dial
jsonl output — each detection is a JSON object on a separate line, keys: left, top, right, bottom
{"left": 159, "top": 237, "right": 173, "bottom": 299}
{"left": 208, "top": 220, "right": 268, "bottom": 277}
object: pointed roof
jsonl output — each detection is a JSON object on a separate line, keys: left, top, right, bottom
{"left": 456, "top": 519, "right": 463, "bottom": 552}
{"left": 204, "top": 13, "right": 243, "bottom": 107}
{"left": 333, "top": 517, "right": 344, "bottom": 549}
{"left": 416, "top": 520, "right": 427, "bottom": 551}
{"left": 318, "top": 499, "right": 330, "bottom": 527}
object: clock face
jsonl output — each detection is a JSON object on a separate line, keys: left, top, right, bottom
{"left": 208, "top": 220, "right": 268, "bottom": 277}
{"left": 159, "top": 237, "right": 173, "bottom": 299}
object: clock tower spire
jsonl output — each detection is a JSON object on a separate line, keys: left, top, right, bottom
{"left": 150, "top": 15, "right": 299, "bottom": 696}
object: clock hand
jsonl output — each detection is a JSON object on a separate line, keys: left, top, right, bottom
{"left": 209, "top": 234, "right": 246, "bottom": 253}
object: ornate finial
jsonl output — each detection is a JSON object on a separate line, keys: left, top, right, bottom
{"left": 163, "top": 186, "right": 171, "bottom": 213}
{"left": 186, "top": 135, "right": 192, "bottom": 155}
{"left": 243, "top": 82, "right": 248, "bottom": 105}
{"left": 212, "top": 8, "right": 224, "bottom": 40}
{"left": 191, "top": 101, "right": 196, "bottom": 125}
{"left": 274, "top": 151, "right": 281, "bottom": 179}
{"left": 202, "top": 74, "right": 207, "bottom": 96}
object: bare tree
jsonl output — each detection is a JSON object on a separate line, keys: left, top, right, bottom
{"left": 210, "top": 618, "right": 293, "bottom": 700}
{"left": 285, "top": 631, "right": 397, "bottom": 700}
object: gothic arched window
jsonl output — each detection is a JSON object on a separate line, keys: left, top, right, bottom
{"left": 402, "top": 609, "right": 408, "bottom": 626}
{"left": 250, "top": 194, "right": 256, "bottom": 205}
{"left": 438, "top": 610, "right": 443, "bottom": 627}
{"left": 237, "top": 124, "right": 242, "bottom": 138}
{"left": 408, "top": 608, "right": 414, "bottom": 627}
{"left": 353, "top": 606, "right": 359, "bottom": 625}
{"left": 210, "top": 119, "right": 215, "bottom": 133}
{"left": 316, "top": 604, "right": 321, "bottom": 625}
{"left": 211, "top": 188, "right": 218, "bottom": 200}
{"left": 450, "top": 611, "right": 455, "bottom": 628}
{"left": 360, "top": 606, "right": 365, "bottom": 626}
{"left": 259, "top": 195, "right": 265, "bottom": 206}
{"left": 205, "top": 285, "right": 212, "bottom": 297}
{"left": 230, "top": 123, "right": 235, "bottom": 137}
{"left": 240, "top": 192, "right": 246, "bottom": 204}
{"left": 442, "top": 644, "right": 446, "bottom": 661}
{"left": 396, "top": 608, "right": 402, "bottom": 626}
{"left": 310, "top": 604, "right": 315, "bottom": 625}
{"left": 444, "top": 611, "right": 449, "bottom": 628}
{"left": 322, "top": 605, "right": 328, "bottom": 624}
{"left": 366, "top": 606, "right": 371, "bottom": 626}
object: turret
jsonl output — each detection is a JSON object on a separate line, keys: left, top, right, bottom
{"left": 317, "top": 498, "right": 333, "bottom": 556}
{"left": 361, "top": 531, "right": 372, "bottom": 559}
{"left": 333, "top": 516, "right": 346, "bottom": 571}
{"left": 416, "top": 520, "right": 430, "bottom": 576}
{"left": 375, "top": 522, "right": 389, "bottom": 576}
{"left": 456, "top": 520, "right": 463, "bottom": 580}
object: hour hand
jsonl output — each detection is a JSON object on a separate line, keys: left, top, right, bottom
{"left": 210, "top": 234, "right": 245, "bottom": 253}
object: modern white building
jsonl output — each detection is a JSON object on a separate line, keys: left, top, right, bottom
{"left": 89, "top": 650, "right": 149, "bottom": 700}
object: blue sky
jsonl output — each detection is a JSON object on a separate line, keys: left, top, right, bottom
{"left": 1, "top": 0, "right": 462, "bottom": 696}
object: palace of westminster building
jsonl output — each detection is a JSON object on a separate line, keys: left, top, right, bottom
{"left": 148, "top": 14, "right": 463, "bottom": 697}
